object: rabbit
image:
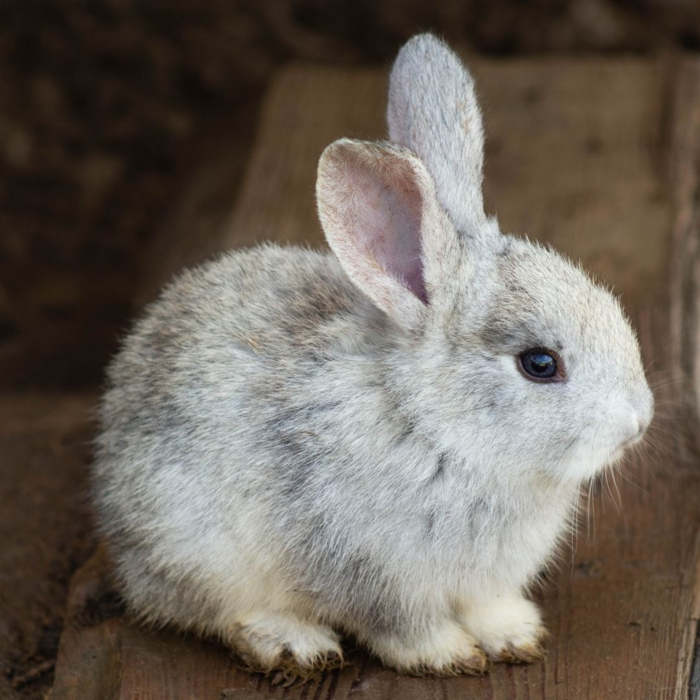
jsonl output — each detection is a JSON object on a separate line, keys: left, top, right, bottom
{"left": 93, "top": 33, "right": 654, "bottom": 678}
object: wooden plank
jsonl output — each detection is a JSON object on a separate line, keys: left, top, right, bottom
{"left": 668, "top": 58, "right": 700, "bottom": 700}
{"left": 670, "top": 58, "right": 700, "bottom": 428}
{"left": 0, "top": 394, "right": 97, "bottom": 698}
{"left": 50, "top": 57, "right": 699, "bottom": 699}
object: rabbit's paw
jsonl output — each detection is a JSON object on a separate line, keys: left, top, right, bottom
{"left": 368, "top": 619, "right": 487, "bottom": 676}
{"left": 233, "top": 611, "right": 344, "bottom": 682}
{"left": 459, "top": 595, "right": 547, "bottom": 664}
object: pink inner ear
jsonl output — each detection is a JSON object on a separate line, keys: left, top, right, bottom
{"left": 354, "top": 161, "right": 428, "bottom": 304}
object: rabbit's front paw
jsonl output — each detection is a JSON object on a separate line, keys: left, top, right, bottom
{"left": 368, "top": 619, "right": 487, "bottom": 676}
{"left": 232, "top": 611, "right": 343, "bottom": 683}
{"left": 459, "top": 595, "right": 547, "bottom": 663}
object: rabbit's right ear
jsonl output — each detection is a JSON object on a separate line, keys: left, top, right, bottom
{"left": 317, "top": 138, "right": 461, "bottom": 330}
{"left": 388, "top": 34, "right": 487, "bottom": 235}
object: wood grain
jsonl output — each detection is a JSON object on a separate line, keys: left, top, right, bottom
{"left": 670, "top": 58, "right": 700, "bottom": 427}
{"left": 50, "top": 57, "right": 700, "bottom": 699}
{"left": 0, "top": 394, "right": 97, "bottom": 698}
{"left": 668, "top": 58, "right": 700, "bottom": 700}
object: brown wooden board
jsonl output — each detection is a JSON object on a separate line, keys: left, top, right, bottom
{"left": 50, "top": 57, "right": 700, "bottom": 699}
{"left": 668, "top": 58, "right": 700, "bottom": 700}
{"left": 0, "top": 394, "right": 97, "bottom": 697}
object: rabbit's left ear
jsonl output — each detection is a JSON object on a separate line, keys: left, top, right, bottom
{"left": 316, "top": 139, "right": 461, "bottom": 330}
{"left": 388, "top": 34, "right": 489, "bottom": 236}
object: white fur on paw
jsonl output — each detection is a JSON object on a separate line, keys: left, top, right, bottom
{"left": 234, "top": 611, "right": 343, "bottom": 672}
{"left": 459, "top": 596, "right": 546, "bottom": 663}
{"left": 368, "top": 619, "right": 487, "bottom": 676}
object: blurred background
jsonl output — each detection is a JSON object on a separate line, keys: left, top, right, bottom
{"left": 2, "top": 0, "right": 700, "bottom": 392}
{"left": 1, "top": 1, "right": 699, "bottom": 697}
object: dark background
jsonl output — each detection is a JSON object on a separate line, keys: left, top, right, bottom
{"left": 2, "top": 0, "right": 699, "bottom": 393}
{"left": 1, "top": 1, "right": 699, "bottom": 697}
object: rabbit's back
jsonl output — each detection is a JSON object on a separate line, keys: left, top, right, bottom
{"left": 93, "top": 245, "right": 377, "bottom": 630}
{"left": 98, "top": 245, "right": 359, "bottom": 467}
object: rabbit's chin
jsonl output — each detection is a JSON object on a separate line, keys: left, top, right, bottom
{"left": 567, "top": 433, "right": 642, "bottom": 483}
{"left": 607, "top": 427, "right": 647, "bottom": 467}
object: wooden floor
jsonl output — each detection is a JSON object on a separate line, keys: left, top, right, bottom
{"left": 46, "top": 56, "right": 700, "bottom": 699}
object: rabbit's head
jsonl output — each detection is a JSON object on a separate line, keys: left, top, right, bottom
{"left": 316, "top": 34, "right": 653, "bottom": 483}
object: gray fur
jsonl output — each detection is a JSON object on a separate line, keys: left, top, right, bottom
{"left": 93, "top": 34, "right": 653, "bottom": 673}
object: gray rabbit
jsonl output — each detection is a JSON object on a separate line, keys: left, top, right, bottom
{"left": 93, "top": 34, "right": 653, "bottom": 676}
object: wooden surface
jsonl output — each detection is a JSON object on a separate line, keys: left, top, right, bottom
{"left": 668, "top": 58, "right": 700, "bottom": 700}
{"left": 670, "top": 58, "right": 700, "bottom": 427}
{"left": 50, "top": 57, "right": 700, "bottom": 699}
{"left": 0, "top": 394, "right": 97, "bottom": 698}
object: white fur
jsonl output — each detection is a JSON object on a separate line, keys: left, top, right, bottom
{"left": 457, "top": 594, "right": 545, "bottom": 658}
{"left": 233, "top": 611, "right": 342, "bottom": 670}
{"left": 366, "top": 619, "right": 486, "bottom": 675}
{"left": 388, "top": 34, "right": 487, "bottom": 233}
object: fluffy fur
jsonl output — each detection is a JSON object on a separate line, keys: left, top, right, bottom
{"left": 93, "top": 34, "right": 654, "bottom": 676}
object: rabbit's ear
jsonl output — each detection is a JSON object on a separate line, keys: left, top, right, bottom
{"left": 317, "top": 138, "right": 460, "bottom": 329}
{"left": 388, "top": 33, "right": 488, "bottom": 234}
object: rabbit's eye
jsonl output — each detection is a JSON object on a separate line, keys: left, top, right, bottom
{"left": 518, "top": 348, "right": 565, "bottom": 383}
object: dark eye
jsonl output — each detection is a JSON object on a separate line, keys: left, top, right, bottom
{"left": 518, "top": 348, "right": 565, "bottom": 382}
